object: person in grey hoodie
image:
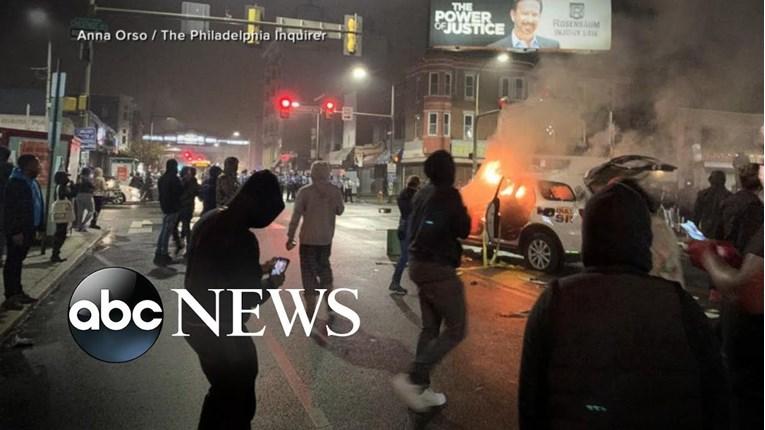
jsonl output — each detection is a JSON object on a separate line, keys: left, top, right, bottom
{"left": 286, "top": 161, "right": 345, "bottom": 323}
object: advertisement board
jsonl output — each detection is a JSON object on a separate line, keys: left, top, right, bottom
{"left": 429, "top": 0, "right": 611, "bottom": 51}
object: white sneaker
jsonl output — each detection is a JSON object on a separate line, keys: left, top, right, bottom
{"left": 419, "top": 387, "right": 447, "bottom": 408}
{"left": 391, "top": 373, "right": 427, "bottom": 412}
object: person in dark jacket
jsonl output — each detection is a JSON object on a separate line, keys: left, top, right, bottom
{"left": 388, "top": 175, "right": 421, "bottom": 295}
{"left": 391, "top": 150, "right": 471, "bottom": 412}
{"left": 720, "top": 163, "right": 763, "bottom": 253}
{"left": 518, "top": 181, "right": 729, "bottom": 430}
{"left": 694, "top": 170, "right": 731, "bottom": 239}
{"left": 179, "top": 166, "right": 201, "bottom": 246}
{"left": 74, "top": 167, "right": 96, "bottom": 232}
{"left": 182, "top": 170, "right": 285, "bottom": 429}
{"left": 51, "top": 171, "right": 76, "bottom": 263}
{"left": 154, "top": 159, "right": 184, "bottom": 266}
{"left": 200, "top": 165, "right": 222, "bottom": 215}
{"left": 0, "top": 146, "right": 14, "bottom": 267}
{"left": 2, "top": 155, "right": 44, "bottom": 311}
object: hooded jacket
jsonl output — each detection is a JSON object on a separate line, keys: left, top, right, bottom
{"left": 519, "top": 183, "right": 729, "bottom": 430}
{"left": 183, "top": 170, "right": 285, "bottom": 336}
{"left": 4, "top": 167, "right": 44, "bottom": 241}
{"left": 720, "top": 189, "right": 763, "bottom": 253}
{"left": 287, "top": 161, "right": 344, "bottom": 246}
{"left": 693, "top": 173, "right": 731, "bottom": 240}
{"left": 158, "top": 167, "right": 183, "bottom": 214}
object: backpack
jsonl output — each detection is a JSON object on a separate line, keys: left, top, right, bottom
{"left": 51, "top": 188, "right": 75, "bottom": 224}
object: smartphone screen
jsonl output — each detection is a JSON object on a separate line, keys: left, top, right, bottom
{"left": 271, "top": 258, "right": 289, "bottom": 276}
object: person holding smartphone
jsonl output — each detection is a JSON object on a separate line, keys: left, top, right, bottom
{"left": 182, "top": 170, "right": 286, "bottom": 429}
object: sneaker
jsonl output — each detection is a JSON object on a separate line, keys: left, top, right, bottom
{"left": 90, "top": 225, "right": 102, "bottom": 230}
{"left": 419, "top": 387, "right": 447, "bottom": 408}
{"left": 389, "top": 283, "right": 407, "bottom": 295}
{"left": 1, "top": 298, "right": 23, "bottom": 311}
{"left": 391, "top": 373, "right": 428, "bottom": 412}
{"left": 50, "top": 255, "right": 67, "bottom": 263}
{"left": 16, "top": 293, "right": 38, "bottom": 305}
{"left": 154, "top": 255, "right": 171, "bottom": 267}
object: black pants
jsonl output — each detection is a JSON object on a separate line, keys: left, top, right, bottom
{"left": 185, "top": 325, "right": 259, "bottom": 430}
{"left": 52, "top": 223, "right": 68, "bottom": 257}
{"left": 344, "top": 189, "right": 353, "bottom": 203}
{"left": 408, "top": 259, "right": 467, "bottom": 386}
{"left": 3, "top": 236, "right": 30, "bottom": 299}
{"left": 179, "top": 207, "right": 194, "bottom": 242}
{"left": 91, "top": 196, "right": 104, "bottom": 226}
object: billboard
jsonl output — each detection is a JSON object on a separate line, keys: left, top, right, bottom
{"left": 429, "top": 0, "right": 611, "bottom": 51}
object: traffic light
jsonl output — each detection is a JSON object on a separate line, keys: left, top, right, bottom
{"left": 183, "top": 151, "right": 193, "bottom": 161}
{"left": 343, "top": 14, "right": 363, "bottom": 56}
{"left": 278, "top": 96, "right": 293, "bottom": 119}
{"left": 321, "top": 99, "right": 339, "bottom": 119}
{"left": 245, "top": 5, "right": 264, "bottom": 46}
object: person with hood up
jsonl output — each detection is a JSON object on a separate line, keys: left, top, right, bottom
{"left": 200, "top": 165, "right": 222, "bottom": 215}
{"left": 90, "top": 167, "right": 106, "bottom": 230}
{"left": 216, "top": 157, "right": 240, "bottom": 207}
{"left": 183, "top": 170, "right": 286, "bottom": 429}
{"left": 3, "top": 155, "right": 44, "bottom": 310}
{"left": 720, "top": 163, "right": 763, "bottom": 253}
{"left": 0, "top": 146, "right": 14, "bottom": 267}
{"left": 51, "top": 171, "right": 76, "bottom": 263}
{"left": 286, "top": 161, "right": 345, "bottom": 324}
{"left": 693, "top": 170, "right": 731, "bottom": 240}
{"left": 154, "top": 159, "right": 183, "bottom": 266}
{"left": 74, "top": 167, "right": 96, "bottom": 232}
{"left": 391, "top": 150, "right": 471, "bottom": 412}
{"left": 518, "top": 181, "right": 729, "bottom": 430}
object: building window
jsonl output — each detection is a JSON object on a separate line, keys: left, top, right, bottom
{"left": 443, "top": 112, "right": 451, "bottom": 137}
{"left": 444, "top": 73, "right": 452, "bottom": 96}
{"left": 428, "top": 112, "right": 438, "bottom": 136}
{"left": 429, "top": 72, "right": 439, "bottom": 95}
{"left": 463, "top": 112, "right": 474, "bottom": 140}
{"left": 501, "top": 77, "right": 527, "bottom": 101}
{"left": 121, "top": 135, "right": 127, "bottom": 145}
{"left": 123, "top": 111, "right": 128, "bottom": 121}
{"left": 464, "top": 73, "right": 475, "bottom": 99}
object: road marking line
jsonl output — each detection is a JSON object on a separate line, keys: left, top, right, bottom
{"left": 263, "top": 332, "right": 333, "bottom": 429}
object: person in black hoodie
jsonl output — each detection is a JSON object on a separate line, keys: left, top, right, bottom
{"left": 391, "top": 150, "right": 471, "bottom": 412}
{"left": 179, "top": 166, "right": 201, "bottom": 246}
{"left": 182, "top": 170, "right": 285, "bottom": 429}
{"left": 51, "top": 171, "right": 76, "bottom": 263}
{"left": 720, "top": 163, "right": 763, "bottom": 253}
{"left": 693, "top": 170, "right": 731, "bottom": 240}
{"left": 0, "top": 146, "right": 14, "bottom": 267}
{"left": 518, "top": 181, "right": 729, "bottom": 430}
{"left": 154, "top": 159, "right": 183, "bottom": 266}
{"left": 388, "top": 175, "right": 421, "bottom": 295}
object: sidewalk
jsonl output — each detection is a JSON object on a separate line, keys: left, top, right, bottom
{"left": 0, "top": 229, "right": 107, "bottom": 340}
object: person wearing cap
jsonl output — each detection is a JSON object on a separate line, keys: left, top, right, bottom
{"left": 182, "top": 170, "right": 286, "bottom": 429}
{"left": 518, "top": 181, "right": 729, "bottom": 429}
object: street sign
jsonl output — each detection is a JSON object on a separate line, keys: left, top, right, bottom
{"left": 75, "top": 127, "right": 97, "bottom": 150}
{"left": 69, "top": 17, "right": 109, "bottom": 40}
{"left": 341, "top": 106, "right": 354, "bottom": 121}
{"left": 181, "top": 1, "right": 210, "bottom": 33}
{"left": 275, "top": 17, "right": 342, "bottom": 39}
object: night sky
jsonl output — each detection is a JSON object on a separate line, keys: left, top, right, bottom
{"left": 1, "top": 0, "right": 762, "bottom": 141}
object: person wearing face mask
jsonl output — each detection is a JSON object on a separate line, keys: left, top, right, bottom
{"left": 182, "top": 170, "right": 286, "bottom": 429}
{"left": 2, "top": 155, "right": 44, "bottom": 310}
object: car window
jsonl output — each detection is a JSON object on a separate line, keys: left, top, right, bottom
{"left": 538, "top": 180, "right": 575, "bottom": 201}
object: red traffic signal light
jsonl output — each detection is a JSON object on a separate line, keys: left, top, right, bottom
{"left": 183, "top": 151, "right": 192, "bottom": 160}
{"left": 278, "top": 97, "right": 293, "bottom": 119}
{"left": 321, "top": 98, "right": 339, "bottom": 119}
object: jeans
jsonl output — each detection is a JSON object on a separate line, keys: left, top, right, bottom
{"left": 299, "top": 244, "right": 333, "bottom": 315}
{"left": 3, "top": 236, "right": 30, "bottom": 299}
{"left": 408, "top": 259, "right": 467, "bottom": 386}
{"left": 75, "top": 193, "right": 95, "bottom": 230}
{"left": 52, "top": 223, "right": 68, "bottom": 257}
{"left": 391, "top": 236, "right": 409, "bottom": 285}
{"left": 156, "top": 212, "right": 179, "bottom": 256}
{"left": 185, "top": 325, "right": 258, "bottom": 430}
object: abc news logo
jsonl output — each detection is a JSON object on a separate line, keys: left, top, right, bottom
{"left": 69, "top": 267, "right": 360, "bottom": 363}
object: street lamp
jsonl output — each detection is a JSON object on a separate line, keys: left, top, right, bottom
{"left": 232, "top": 131, "right": 240, "bottom": 137}
{"left": 28, "top": 8, "right": 52, "bottom": 127}
{"left": 351, "top": 66, "right": 369, "bottom": 81}
{"left": 346, "top": 65, "right": 396, "bottom": 157}
{"left": 472, "top": 52, "right": 512, "bottom": 176}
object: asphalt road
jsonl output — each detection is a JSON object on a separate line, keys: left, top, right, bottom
{"left": 0, "top": 202, "right": 538, "bottom": 430}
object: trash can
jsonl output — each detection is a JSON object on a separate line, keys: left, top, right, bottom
{"left": 386, "top": 229, "right": 401, "bottom": 258}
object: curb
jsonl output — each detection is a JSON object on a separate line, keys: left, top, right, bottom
{"left": 0, "top": 230, "right": 109, "bottom": 342}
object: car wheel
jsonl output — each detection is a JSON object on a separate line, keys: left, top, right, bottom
{"left": 113, "top": 193, "right": 126, "bottom": 205}
{"left": 523, "top": 232, "right": 562, "bottom": 273}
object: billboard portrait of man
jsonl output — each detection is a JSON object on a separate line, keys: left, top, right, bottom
{"left": 489, "top": 0, "right": 560, "bottom": 49}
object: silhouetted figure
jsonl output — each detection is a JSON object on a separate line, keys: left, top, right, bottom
{"left": 694, "top": 170, "right": 731, "bottom": 239}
